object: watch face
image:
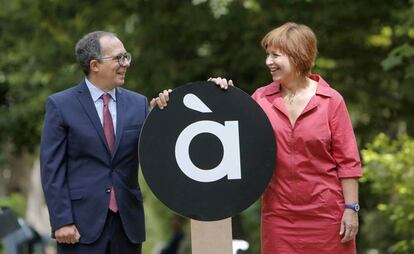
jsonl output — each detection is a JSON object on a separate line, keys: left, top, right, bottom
{"left": 346, "top": 204, "right": 360, "bottom": 212}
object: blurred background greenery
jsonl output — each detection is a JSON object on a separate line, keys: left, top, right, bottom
{"left": 0, "top": 0, "right": 413, "bottom": 253}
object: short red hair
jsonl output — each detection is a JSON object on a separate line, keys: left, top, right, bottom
{"left": 261, "top": 22, "right": 317, "bottom": 76}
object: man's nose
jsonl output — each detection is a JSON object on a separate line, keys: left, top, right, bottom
{"left": 121, "top": 61, "right": 130, "bottom": 68}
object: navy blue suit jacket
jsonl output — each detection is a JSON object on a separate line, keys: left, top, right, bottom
{"left": 40, "top": 80, "right": 147, "bottom": 244}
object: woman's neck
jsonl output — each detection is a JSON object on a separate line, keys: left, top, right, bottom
{"left": 280, "top": 75, "right": 309, "bottom": 95}
{"left": 280, "top": 75, "right": 317, "bottom": 105}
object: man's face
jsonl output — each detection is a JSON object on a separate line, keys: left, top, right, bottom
{"left": 96, "top": 36, "right": 130, "bottom": 89}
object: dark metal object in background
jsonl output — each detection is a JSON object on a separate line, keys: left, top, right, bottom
{"left": 0, "top": 206, "right": 47, "bottom": 254}
{"left": 0, "top": 207, "right": 20, "bottom": 238}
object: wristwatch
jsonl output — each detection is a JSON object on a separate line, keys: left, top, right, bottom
{"left": 345, "top": 203, "right": 360, "bottom": 212}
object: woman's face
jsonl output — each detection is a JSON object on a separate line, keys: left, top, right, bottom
{"left": 265, "top": 48, "right": 296, "bottom": 83}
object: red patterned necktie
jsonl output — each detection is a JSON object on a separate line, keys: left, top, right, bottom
{"left": 102, "top": 94, "right": 118, "bottom": 213}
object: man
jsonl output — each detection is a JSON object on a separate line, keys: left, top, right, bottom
{"left": 40, "top": 31, "right": 148, "bottom": 254}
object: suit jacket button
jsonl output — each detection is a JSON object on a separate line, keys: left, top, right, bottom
{"left": 106, "top": 188, "right": 111, "bottom": 193}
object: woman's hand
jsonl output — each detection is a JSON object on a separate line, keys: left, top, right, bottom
{"left": 339, "top": 209, "right": 359, "bottom": 243}
{"left": 149, "top": 77, "right": 234, "bottom": 110}
{"left": 150, "top": 89, "right": 172, "bottom": 110}
{"left": 208, "top": 77, "right": 234, "bottom": 90}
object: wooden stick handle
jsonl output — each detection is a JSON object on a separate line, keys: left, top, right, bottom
{"left": 190, "top": 218, "right": 233, "bottom": 254}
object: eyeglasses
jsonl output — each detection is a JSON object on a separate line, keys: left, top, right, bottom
{"left": 97, "top": 52, "right": 132, "bottom": 65}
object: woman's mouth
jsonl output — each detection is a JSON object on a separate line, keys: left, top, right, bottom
{"left": 269, "top": 67, "right": 280, "bottom": 74}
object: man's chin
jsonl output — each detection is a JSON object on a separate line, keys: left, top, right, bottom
{"left": 116, "top": 80, "right": 125, "bottom": 87}
{"left": 116, "top": 75, "right": 126, "bottom": 86}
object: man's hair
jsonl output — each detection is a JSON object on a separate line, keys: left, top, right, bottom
{"left": 261, "top": 22, "right": 317, "bottom": 76}
{"left": 75, "top": 31, "right": 117, "bottom": 75}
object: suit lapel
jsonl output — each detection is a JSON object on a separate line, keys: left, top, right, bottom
{"left": 76, "top": 81, "right": 112, "bottom": 156}
{"left": 113, "top": 88, "right": 125, "bottom": 157}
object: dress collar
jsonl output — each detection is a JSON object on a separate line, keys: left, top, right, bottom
{"left": 263, "top": 74, "right": 333, "bottom": 97}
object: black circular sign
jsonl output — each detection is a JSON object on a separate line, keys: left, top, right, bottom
{"left": 139, "top": 81, "right": 276, "bottom": 221}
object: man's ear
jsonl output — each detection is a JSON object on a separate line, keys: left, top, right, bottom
{"left": 90, "top": 59, "right": 100, "bottom": 73}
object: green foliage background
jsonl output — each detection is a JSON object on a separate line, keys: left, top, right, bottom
{"left": 361, "top": 134, "right": 414, "bottom": 253}
{"left": 0, "top": 0, "right": 413, "bottom": 253}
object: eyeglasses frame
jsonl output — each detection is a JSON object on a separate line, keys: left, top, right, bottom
{"left": 97, "top": 52, "right": 132, "bottom": 65}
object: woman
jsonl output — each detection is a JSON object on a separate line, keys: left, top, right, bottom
{"left": 209, "top": 22, "right": 362, "bottom": 253}
{"left": 152, "top": 22, "right": 362, "bottom": 254}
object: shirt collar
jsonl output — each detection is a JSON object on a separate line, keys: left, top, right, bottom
{"left": 263, "top": 74, "right": 333, "bottom": 97}
{"left": 85, "top": 78, "right": 117, "bottom": 102}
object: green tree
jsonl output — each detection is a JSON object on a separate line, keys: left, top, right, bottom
{"left": 361, "top": 133, "right": 414, "bottom": 253}
{"left": 1, "top": 0, "right": 414, "bottom": 253}
{"left": 381, "top": 0, "right": 414, "bottom": 137}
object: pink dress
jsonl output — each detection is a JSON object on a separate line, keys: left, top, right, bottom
{"left": 252, "top": 75, "right": 362, "bottom": 254}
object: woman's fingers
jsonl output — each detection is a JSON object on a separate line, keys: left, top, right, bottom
{"left": 340, "top": 222, "right": 358, "bottom": 243}
{"left": 208, "top": 77, "right": 233, "bottom": 90}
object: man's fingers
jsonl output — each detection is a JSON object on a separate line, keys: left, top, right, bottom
{"left": 69, "top": 231, "right": 77, "bottom": 244}
{"left": 69, "top": 235, "right": 77, "bottom": 244}
{"left": 229, "top": 80, "right": 234, "bottom": 86}
{"left": 151, "top": 89, "right": 172, "bottom": 110}
{"left": 63, "top": 234, "right": 72, "bottom": 244}
{"left": 55, "top": 225, "right": 80, "bottom": 244}
{"left": 63, "top": 235, "right": 69, "bottom": 244}
{"left": 149, "top": 98, "right": 156, "bottom": 109}
{"left": 155, "top": 98, "right": 164, "bottom": 109}
{"left": 74, "top": 227, "right": 81, "bottom": 243}
{"left": 73, "top": 227, "right": 80, "bottom": 243}
{"left": 55, "top": 232, "right": 67, "bottom": 244}
{"left": 162, "top": 89, "right": 170, "bottom": 103}
{"left": 158, "top": 92, "right": 167, "bottom": 106}
{"left": 55, "top": 235, "right": 63, "bottom": 244}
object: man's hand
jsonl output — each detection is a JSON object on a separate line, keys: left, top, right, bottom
{"left": 207, "top": 77, "right": 234, "bottom": 89}
{"left": 55, "top": 224, "right": 81, "bottom": 244}
{"left": 150, "top": 89, "right": 172, "bottom": 110}
{"left": 339, "top": 209, "right": 359, "bottom": 243}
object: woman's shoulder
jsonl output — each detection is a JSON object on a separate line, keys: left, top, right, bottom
{"left": 252, "top": 82, "right": 280, "bottom": 99}
{"left": 315, "top": 75, "right": 345, "bottom": 103}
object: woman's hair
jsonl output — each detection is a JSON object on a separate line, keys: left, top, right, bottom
{"left": 261, "top": 22, "right": 317, "bottom": 76}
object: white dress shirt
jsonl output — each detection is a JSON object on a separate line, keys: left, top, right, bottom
{"left": 85, "top": 78, "right": 117, "bottom": 134}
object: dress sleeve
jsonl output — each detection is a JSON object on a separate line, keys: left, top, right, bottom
{"left": 329, "top": 96, "right": 362, "bottom": 178}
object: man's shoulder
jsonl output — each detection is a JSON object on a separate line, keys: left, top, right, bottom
{"left": 117, "top": 87, "right": 147, "bottom": 101}
{"left": 48, "top": 83, "right": 83, "bottom": 103}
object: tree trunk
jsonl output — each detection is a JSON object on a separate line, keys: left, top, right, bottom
{"left": 26, "top": 158, "right": 50, "bottom": 234}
